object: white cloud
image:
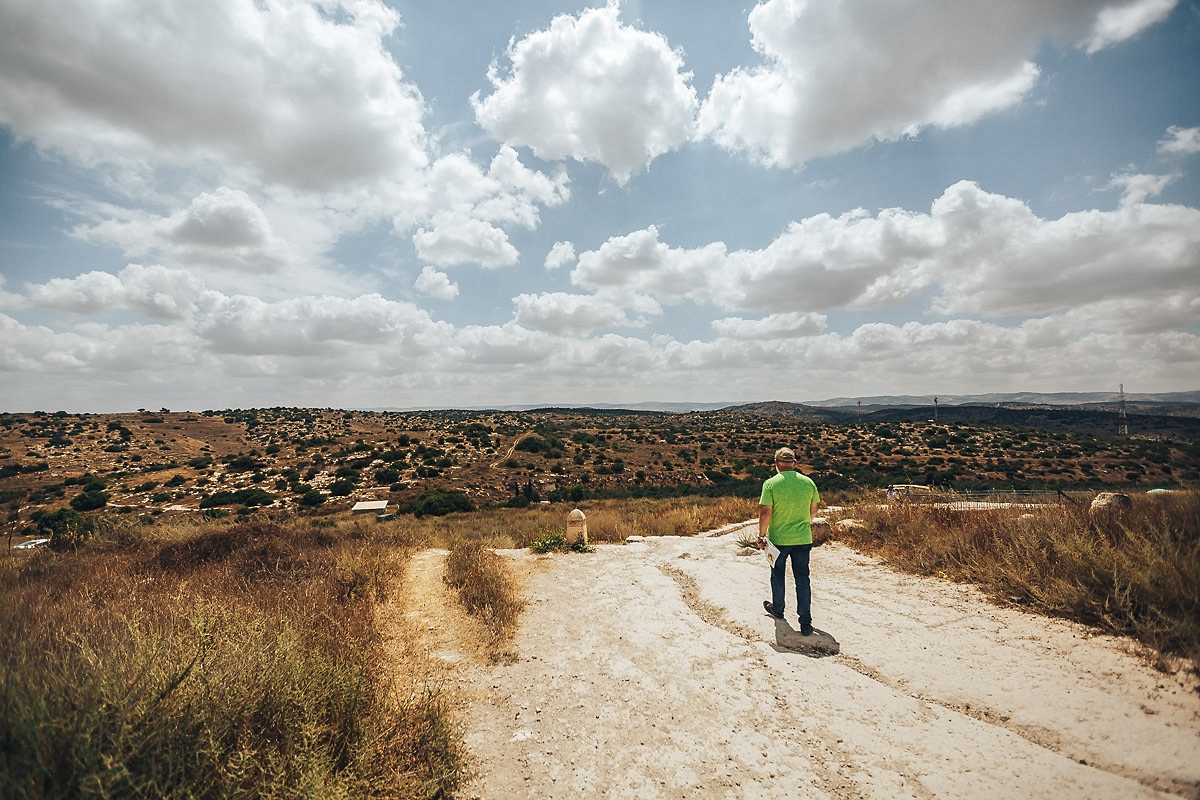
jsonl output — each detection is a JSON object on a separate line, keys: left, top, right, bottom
{"left": 413, "top": 266, "right": 459, "bottom": 301}
{"left": 925, "top": 182, "right": 1200, "bottom": 319}
{"left": 453, "top": 322, "right": 559, "bottom": 367}
{"left": 471, "top": 3, "right": 698, "bottom": 184}
{"left": 512, "top": 291, "right": 660, "bottom": 335}
{"left": 409, "top": 146, "right": 569, "bottom": 268}
{"left": 545, "top": 241, "right": 577, "bottom": 270}
{"left": 697, "top": 0, "right": 1177, "bottom": 168}
{"left": 571, "top": 181, "right": 1200, "bottom": 328}
{"left": 1084, "top": 0, "right": 1177, "bottom": 53}
{"left": 26, "top": 264, "right": 210, "bottom": 319}
{"left": 22, "top": 266, "right": 452, "bottom": 361}
{"left": 1107, "top": 172, "right": 1177, "bottom": 205}
{"left": 412, "top": 213, "right": 520, "bottom": 269}
{"left": 1158, "top": 125, "right": 1200, "bottom": 156}
{"left": 193, "top": 292, "right": 446, "bottom": 358}
{"left": 75, "top": 188, "right": 294, "bottom": 274}
{"left": 712, "top": 312, "right": 827, "bottom": 340}
{"left": 0, "top": 0, "right": 430, "bottom": 191}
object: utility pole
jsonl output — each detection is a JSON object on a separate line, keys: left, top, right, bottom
{"left": 933, "top": 396, "right": 938, "bottom": 422}
{"left": 1118, "top": 384, "right": 1129, "bottom": 436}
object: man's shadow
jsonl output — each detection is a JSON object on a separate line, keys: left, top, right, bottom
{"left": 770, "top": 618, "right": 840, "bottom": 657}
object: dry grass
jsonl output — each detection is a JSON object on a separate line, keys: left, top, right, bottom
{"left": 0, "top": 518, "right": 468, "bottom": 799}
{"left": 443, "top": 543, "right": 525, "bottom": 661}
{"left": 6, "top": 487, "right": 1196, "bottom": 796}
{"left": 837, "top": 491, "right": 1200, "bottom": 668}
{"left": 0, "top": 494, "right": 759, "bottom": 797}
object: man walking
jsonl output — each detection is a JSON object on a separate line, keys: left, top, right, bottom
{"left": 757, "top": 447, "right": 821, "bottom": 635}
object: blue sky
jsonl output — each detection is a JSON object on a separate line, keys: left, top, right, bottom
{"left": 1, "top": 0, "right": 1197, "bottom": 412}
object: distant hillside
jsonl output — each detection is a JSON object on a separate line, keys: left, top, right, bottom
{"left": 724, "top": 401, "right": 859, "bottom": 422}
{"left": 721, "top": 399, "right": 1200, "bottom": 439}
{"left": 862, "top": 404, "right": 1200, "bottom": 439}
{"left": 813, "top": 390, "right": 1200, "bottom": 408}
{"left": 370, "top": 391, "right": 1200, "bottom": 415}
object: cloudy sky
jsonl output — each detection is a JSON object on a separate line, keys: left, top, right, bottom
{"left": 1, "top": 0, "right": 1198, "bottom": 412}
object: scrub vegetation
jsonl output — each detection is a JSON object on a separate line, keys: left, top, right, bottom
{"left": 836, "top": 490, "right": 1200, "bottom": 669}
{"left": 0, "top": 496, "right": 753, "bottom": 799}
{"left": 1, "top": 399, "right": 1197, "bottom": 796}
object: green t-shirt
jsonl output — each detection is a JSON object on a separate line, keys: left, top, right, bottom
{"left": 759, "top": 470, "right": 820, "bottom": 546}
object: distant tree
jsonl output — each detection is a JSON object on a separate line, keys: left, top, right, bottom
{"left": 225, "top": 454, "right": 259, "bottom": 471}
{"left": 70, "top": 490, "right": 109, "bottom": 512}
{"left": 298, "top": 490, "right": 326, "bottom": 507}
{"left": 375, "top": 466, "right": 400, "bottom": 485}
{"left": 408, "top": 489, "right": 474, "bottom": 517}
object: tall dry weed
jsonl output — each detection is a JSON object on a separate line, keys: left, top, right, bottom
{"left": 840, "top": 491, "right": 1200, "bottom": 666}
{"left": 444, "top": 543, "right": 525, "bottom": 659}
{"left": 0, "top": 516, "right": 468, "bottom": 799}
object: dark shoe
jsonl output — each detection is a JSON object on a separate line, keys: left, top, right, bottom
{"left": 800, "top": 622, "right": 814, "bottom": 636}
{"left": 763, "top": 600, "right": 784, "bottom": 619}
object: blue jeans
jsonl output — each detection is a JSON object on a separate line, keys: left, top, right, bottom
{"left": 769, "top": 543, "right": 812, "bottom": 625}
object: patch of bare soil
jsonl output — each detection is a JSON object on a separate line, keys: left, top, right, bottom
{"left": 429, "top": 527, "right": 1200, "bottom": 800}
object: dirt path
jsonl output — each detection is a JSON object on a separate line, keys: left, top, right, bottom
{"left": 399, "top": 529, "right": 1200, "bottom": 799}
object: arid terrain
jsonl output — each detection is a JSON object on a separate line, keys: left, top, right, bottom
{"left": 396, "top": 527, "right": 1200, "bottom": 799}
{"left": 2, "top": 403, "right": 1197, "bottom": 542}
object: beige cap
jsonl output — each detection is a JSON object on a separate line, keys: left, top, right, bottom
{"left": 774, "top": 447, "right": 796, "bottom": 462}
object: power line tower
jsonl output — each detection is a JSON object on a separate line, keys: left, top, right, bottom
{"left": 1117, "top": 384, "right": 1129, "bottom": 436}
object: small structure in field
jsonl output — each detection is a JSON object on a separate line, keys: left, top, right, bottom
{"left": 352, "top": 499, "right": 389, "bottom": 515}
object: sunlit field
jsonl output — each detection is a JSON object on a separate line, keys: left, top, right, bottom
{"left": 3, "top": 490, "right": 1196, "bottom": 797}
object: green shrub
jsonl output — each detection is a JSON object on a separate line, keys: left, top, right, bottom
{"left": 299, "top": 489, "right": 327, "bottom": 507}
{"left": 70, "top": 490, "right": 109, "bottom": 512}
{"left": 199, "top": 488, "right": 275, "bottom": 508}
{"left": 408, "top": 489, "right": 474, "bottom": 518}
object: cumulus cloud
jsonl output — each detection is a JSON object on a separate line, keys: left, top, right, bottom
{"left": 712, "top": 312, "right": 827, "bottom": 340}
{"left": 0, "top": 0, "right": 429, "bottom": 190}
{"left": 570, "top": 181, "right": 1200, "bottom": 328}
{"left": 21, "top": 265, "right": 451, "bottom": 362}
{"left": 75, "top": 188, "right": 294, "bottom": 274}
{"left": 413, "top": 266, "right": 458, "bottom": 301}
{"left": 512, "top": 291, "right": 660, "bottom": 335}
{"left": 26, "top": 264, "right": 208, "bottom": 318}
{"left": 471, "top": 3, "right": 698, "bottom": 184}
{"left": 194, "top": 292, "right": 444, "bottom": 358}
{"left": 697, "top": 0, "right": 1178, "bottom": 167}
{"left": 545, "top": 241, "right": 576, "bottom": 270}
{"left": 409, "top": 146, "right": 569, "bottom": 268}
{"left": 1158, "top": 125, "right": 1200, "bottom": 156}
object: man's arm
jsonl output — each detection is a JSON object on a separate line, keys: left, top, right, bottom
{"left": 757, "top": 504, "right": 772, "bottom": 547}
{"left": 810, "top": 500, "right": 819, "bottom": 520}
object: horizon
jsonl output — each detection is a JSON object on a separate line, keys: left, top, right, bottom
{"left": 5, "top": 388, "right": 1197, "bottom": 416}
{"left": 2, "top": 1, "right": 1198, "bottom": 412}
